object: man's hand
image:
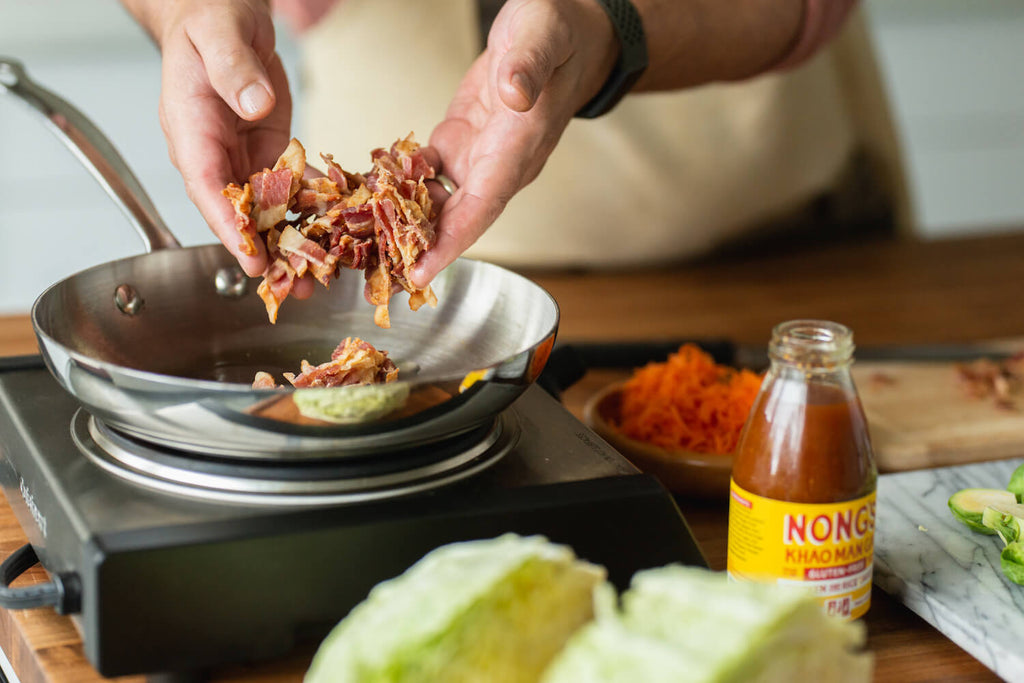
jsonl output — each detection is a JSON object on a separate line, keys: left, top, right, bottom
{"left": 410, "top": 0, "right": 618, "bottom": 288}
{"left": 122, "top": 0, "right": 314, "bottom": 296}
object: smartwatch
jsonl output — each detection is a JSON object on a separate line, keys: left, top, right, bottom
{"left": 575, "top": 0, "right": 648, "bottom": 119}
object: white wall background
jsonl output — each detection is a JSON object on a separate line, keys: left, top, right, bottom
{"left": 868, "top": 0, "right": 1024, "bottom": 237}
{"left": 1, "top": 0, "right": 1022, "bottom": 313}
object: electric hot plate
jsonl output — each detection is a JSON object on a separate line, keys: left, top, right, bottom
{"left": 0, "top": 356, "right": 705, "bottom": 678}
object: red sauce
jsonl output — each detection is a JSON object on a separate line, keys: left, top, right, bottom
{"left": 732, "top": 380, "right": 875, "bottom": 504}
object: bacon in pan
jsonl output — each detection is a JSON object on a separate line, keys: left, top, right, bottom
{"left": 252, "top": 337, "right": 398, "bottom": 389}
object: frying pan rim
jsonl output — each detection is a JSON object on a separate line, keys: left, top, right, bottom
{"left": 30, "top": 248, "right": 561, "bottom": 394}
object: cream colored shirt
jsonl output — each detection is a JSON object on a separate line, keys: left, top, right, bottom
{"left": 300, "top": 0, "right": 908, "bottom": 268}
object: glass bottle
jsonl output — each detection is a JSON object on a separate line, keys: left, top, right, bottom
{"left": 727, "top": 320, "right": 877, "bottom": 620}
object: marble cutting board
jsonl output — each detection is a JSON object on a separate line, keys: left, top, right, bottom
{"left": 874, "top": 457, "right": 1024, "bottom": 681}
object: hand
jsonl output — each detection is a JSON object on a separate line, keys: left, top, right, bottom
{"left": 123, "top": 0, "right": 311, "bottom": 295}
{"left": 410, "top": 0, "right": 618, "bottom": 288}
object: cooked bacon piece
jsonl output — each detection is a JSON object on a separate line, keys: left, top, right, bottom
{"left": 274, "top": 137, "right": 306, "bottom": 198}
{"left": 257, "top": 258, "right": 297, "bottom": 324}
{"left": 329, "top": 233, "right": 375, "bottom": 270}
{"left": 225, "top": 133, "right": 439, "bottom": 326}
{"left": 409, "top": 286, "right": 438, "bottom": 312}
{"left": 251, "top": 337, "right": 399, "bottom": 389}
{"left": 252, "top": 371, "right": 278, "bottom": 389}
{"left": 339, "top": 203, "right": 375, "bottom": 238}
{"left": 278, "top": 225, "right": 333, "bottom": 286}
{"left": 293, "top": 176, "right": 342, "bottom": 216}
{"left": 371, "top": 137, "right": 435, "bottom": 184}
{"left": 222, "top": 182, "right": 258, "bottom": 255}
{"left": 250, "top": 168, "right": 294, "bottom": 232}
{"left": 365, "top": 266, "right": 393, "bottom": 328}
{"left": 955, "top": 353, "right": 1024, "bottom": 410}
{"left": 320, "top": 153, "right": 366, "bottom": 194}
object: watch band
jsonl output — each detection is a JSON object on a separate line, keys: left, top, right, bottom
{"left": 575, "top": 0, "right": 648, "bottom": 119}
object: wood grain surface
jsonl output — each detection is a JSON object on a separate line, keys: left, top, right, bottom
{"left": 854, "top": 360, "right": 1024, "bottom": 471}
{"left": 4, "top": 231, "right": 1024, "bottom": 681}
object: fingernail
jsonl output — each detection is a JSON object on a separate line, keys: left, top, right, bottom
{"left": 511, "top": 72, "right": 536, "bottom": 106}
{"left": 409, "top": 264, "right": 427, "bottom": 290}
{"left": 239, "top": 82, "right": 271, "bottom": 116}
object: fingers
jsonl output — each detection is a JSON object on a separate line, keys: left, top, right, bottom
{"left": 185, "top": 145, "right": 269, "bottom": 277}
{"left": 420, "top": 145, "right": 443, "bottom": 173}
{"left": 182, "top": 2, "right": 277, "bottom": 121}
{"left": 492, "top": 2, "right": 572, "bottom": 112}
{"left": 238, "top": 51, "right": 294, "bottom": 173}
{"left": 154, "top": 3, "right": 293, "bottom": 277}
{"left": 292, "top": 275, "right": 316, "bottom": 300}
{"left": 410, "top": 154, "right": 515, "bottom": 288}
{"left": 425, "top": 178, "right": 453, "bottom": 208}
{"left": 158, "top": 33, "right": 269, "bottom": 275}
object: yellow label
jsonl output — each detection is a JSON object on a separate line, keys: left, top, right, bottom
{"left": 727, "top": 480, "right": 875, "bottom": 620}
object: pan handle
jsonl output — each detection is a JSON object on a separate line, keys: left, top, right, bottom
{"left": 0, "top": 57, "right": 180, "bottom": 253}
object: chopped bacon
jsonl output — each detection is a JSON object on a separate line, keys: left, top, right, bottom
{"left": 293, "top": 176, "right": 341, "bottom": 216}
{"left": 329, "top": 233, "right": 375, "bottom": 270}
{"left": 273, "top": 138, "right": 306, "bottom": 198}
{"left": 339, "top": 203, "right": 375, "bottom": 238}
{"left": 250, "top": 168, "right": 294, "bottom": 232}
{"left": 265, "top": 226, "right": 282, "bottom": 254}
{"left": 222, "top": 182, "right": 258, "bottom": 255}
{"left": 321, "top": 153, "right": 348, "bottom": 191}
{"left": 365, "top": 267, "right": 393, "bottom": 328}
{"left": 408, "top": 287, "right": 438, "bottom": 312}
{"left": 955, "top": 353, "right": 1024, "bottom": 411}
{"left": 320, "top": 153, "right": 366, "bottom": 194}
{"left": 223, "top": 133, "right": 439, "bottom": 327}
{"left": 257, "top": 259, "right": 297, "bottom": 324}
{"left": 252, "top": 371, "right": 278, "bottom": 389}
{"left": 278, "top": 225, "right": 333, "bottom": 286}
{"left": 252, "top": 337, "right": 399, "bottom": 389}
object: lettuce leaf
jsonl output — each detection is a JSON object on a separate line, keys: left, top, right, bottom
{"left": 305, "top": 534, "right": 605, "bottom": 683}
{"left": 543, "top": 566, "right": 871, "bottom": 683}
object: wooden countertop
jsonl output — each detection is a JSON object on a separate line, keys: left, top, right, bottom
{"left": 4, "top": 231, "right": 1024, "bottom": 681}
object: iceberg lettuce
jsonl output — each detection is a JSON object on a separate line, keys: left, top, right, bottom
{"left": 305, "top": 534, "right": 605, "bottom": 683}
{"left": 542, "top": 566, "right": 872, "bottom": 683}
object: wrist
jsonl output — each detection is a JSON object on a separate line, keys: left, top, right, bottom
{"left": 574, "top": 0, "right": 648, "bottom": 119}
{"left": 574, "top": 0, "right": 619, "bottom": 95}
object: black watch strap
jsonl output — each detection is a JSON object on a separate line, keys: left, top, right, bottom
{"left": 575, "top": 0, "right": 648, "bottom": 119}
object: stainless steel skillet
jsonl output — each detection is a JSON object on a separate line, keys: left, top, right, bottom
{"left": 1, "top": 58, "right": 559, "bottom": 459}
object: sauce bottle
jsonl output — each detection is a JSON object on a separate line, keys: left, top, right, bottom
{"left": 727, "top": 320, "right": 877, "bottom": 620}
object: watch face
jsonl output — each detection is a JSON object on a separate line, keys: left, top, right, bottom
{"left": 575, "top": 0, "right": 648, "bottom": 119}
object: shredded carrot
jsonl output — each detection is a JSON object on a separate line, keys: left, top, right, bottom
{"left": 614, "top": 344, "right": 763, "bottom": 455}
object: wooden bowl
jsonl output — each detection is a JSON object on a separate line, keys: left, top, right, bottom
{"left": 583, "top": 381, "right": 735, "bottom": 501}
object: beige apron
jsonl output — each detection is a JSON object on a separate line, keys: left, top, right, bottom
{"left": 300, "top": 0, "right": 909, "bottom": 268}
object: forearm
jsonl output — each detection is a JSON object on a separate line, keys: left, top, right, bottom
{"left": 632, "top": 0, "right": 855, "bottom": 91}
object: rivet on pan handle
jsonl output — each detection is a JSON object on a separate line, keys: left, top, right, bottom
{"left": 0, "top": 57, "right": 181, "bottom": 254}
{"left": 114, "top": 283, "right": 144, "bottom": 316}
{"left": 214, "top": 265, "right": 248, "bottom": 298}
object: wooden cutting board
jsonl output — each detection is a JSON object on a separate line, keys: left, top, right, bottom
{"left": 853, "top": 360, "right": 1024, "bottom": 472}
